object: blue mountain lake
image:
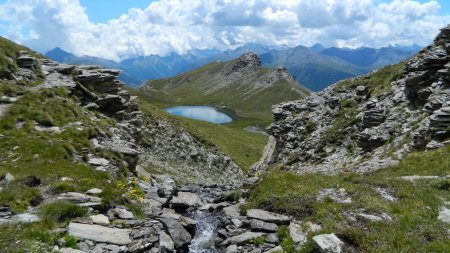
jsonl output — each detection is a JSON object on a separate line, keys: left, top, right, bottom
{"left": 164, "top": 106, "right": 233, "bottom": 124}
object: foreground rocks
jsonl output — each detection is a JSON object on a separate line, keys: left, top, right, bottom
{"left": 51, "top": 174, "right": 341, "bottom": 253}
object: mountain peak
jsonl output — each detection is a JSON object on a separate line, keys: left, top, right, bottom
{"left": 310, "top": 43, "right": 325, "bottom": 52}
{"left": 230, "top": 52, "right": 261, "bottom": 72}
{"left": 45, "top": 47, "right": 74, "bottom": 63}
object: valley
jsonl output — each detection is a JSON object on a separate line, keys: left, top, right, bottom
{"left": 0, "top": 17, "right": 449, "bottom": 253}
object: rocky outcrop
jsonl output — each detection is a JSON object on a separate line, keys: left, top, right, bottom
{"left": 137, "top": 118, "right": 244, "bottom": 186}
{"left": 252, "top": 25, "right": 450, "bottom": 175}
{"left": 37, "top": 57, "right": 243, "bottom": 184}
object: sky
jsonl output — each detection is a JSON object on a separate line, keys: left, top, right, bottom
{"left": 0, "top": 0, "right": 449, "bottom": 61}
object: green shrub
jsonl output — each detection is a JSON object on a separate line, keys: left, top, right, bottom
{"left": 249, "top": 236, "right": 267, "bottom": 245}
{"left": 0, "top": 185, "right": 41, "bottom": 212}
{"left": 50, "top": 181, "right": 76, "bottom": 194}
{"left": 39, "top": 201, "right": 86, "bottom": 222}
{"left": 277, "top": 225, "right": 296, "bottom": 252}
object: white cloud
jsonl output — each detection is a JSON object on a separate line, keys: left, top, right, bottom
{"left": 0, "top": 0, "right": 448, "bottom": 61}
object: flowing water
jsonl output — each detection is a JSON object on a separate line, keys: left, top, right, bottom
{"left": 188, "top": 211, "right": 224, "bottom": 253}
{"left": 164, "top": 106, "right": 233, "bottom": 124}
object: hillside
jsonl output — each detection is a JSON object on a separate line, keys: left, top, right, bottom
{"left": 140, "top": 52, "right": 311, "bottom": 119}
{"left": 252, "top": 25, "right": 450, "bottom": 174}
{"left": 260, "top": 45, "right": 365, "bottom": 91}
{"left": 246, "top": 25, "right": 450, "bottom": 252}
{"left": 0, "top": 38, "right": 260, "bottom": 252}
{"left": 320, "top": 44, "right": 421, "bottom": 69}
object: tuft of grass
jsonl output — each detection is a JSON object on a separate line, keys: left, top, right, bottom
{"left": 249, "top": 235, "right": 267, "bottom": 245}
{"left": 319, "top": 98, "right": 360, "bottom": 147}
{"left": 334, "top": 62, "right": 405, "bottom": 95}
{"left": 50, "top": 181, "right": 76, "bottom": 194}
{"left": 39, "top": 201, "right": 87, "bottom": 222}
{"left": 0, "top": 220, "right": 59, "bottom": 253}
{"left": 277, "top": 225, "right": 297, "bottom": 252}
{"left": 0, "top": 185, "right": 41, "bottom": 212}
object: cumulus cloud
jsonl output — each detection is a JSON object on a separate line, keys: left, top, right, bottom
{"left": 0, "top": 0, "right": 448, "bottom": 61}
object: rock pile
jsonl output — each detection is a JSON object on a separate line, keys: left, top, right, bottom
{"left": 57, "top": 174, "right": 347, "bottom": 253}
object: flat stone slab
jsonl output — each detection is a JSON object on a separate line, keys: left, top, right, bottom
{"left": 246, "top": 209, "right": 290, "bottom": 224}
{"left": 250, "top": 219, "right": 278, "bottom": 232}
{"left": 357, "top": 212, "right": 392, "bottom": 222}
{"left": 88, "top": 157, "right": 110, "bottom": 166}
{"left": 223, "top": 204, "right": 241, "bottom": 219}
{"left": 57, "top": 192, "right": 102, "bottom": 203}
{"left": 0, "top": 213, "right": 40, "bottom": 224}
{"left": 399, "top": 175, "right": 450, "bottom": 181}
{"left": 60, "top": 248, "right": 86, "bottom": 253}
{"left": 222, "top": 232, "right": 265, "bottom": 246}
{"left": 0, "top": 104, "right": 12, "bottom": 119}
{"left": 90, "top": 214, "right": 109, "bottom": 225}
{"left": 438, "top": 207, "right": 450, "bottom": 224}
{"left": 313, "top": 233, "right": 344, "bottom": 253}
{"left": 68, "top": 222, "right": 131, "bottom": 245}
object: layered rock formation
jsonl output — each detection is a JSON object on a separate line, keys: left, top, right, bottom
{"left": 30, "top": 56, "right": 243, "bottom": 185}
{"left": 252, "top": 25, "right": 450, "bottom": 174}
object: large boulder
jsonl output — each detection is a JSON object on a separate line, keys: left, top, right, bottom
{"left": 250, "top": 219, "right": 278, "bottom": 232}
{"left": 312, "top": 233, "right": 344, "bottom": 253}
{"left": 96, "top": 95, "right": 125, "bottom": 114}
{"left": 17, "top": 56, "right": 37, "bottom": 69}
{"left": 170, "top": 192, "right": 203, "bottom": 212}
{"left": 158, "top": 218, "right": 192, "bottom": 249}
{"left": 159, "top": 231, "right": 175, "bottom": 252}
{"left": 246, "top": 209, "right": 290, "bottom": 224}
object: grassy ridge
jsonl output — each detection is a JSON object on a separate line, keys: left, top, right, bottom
{"left": 140, "top": 59, "right": 309, "bottom": 118}
{"left": 244, "top": 146, "right": 450, "bottom": 252}
{"left": 334, "top": 62, "right": 405, "bottom": 95}
{"left": 0, "top": 36, "right": 44, "bottom": 79}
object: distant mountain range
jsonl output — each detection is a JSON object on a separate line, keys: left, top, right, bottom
{"left": 46, "top": 43, "right": 421, "bottom": 91}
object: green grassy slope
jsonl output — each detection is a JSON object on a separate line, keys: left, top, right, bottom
{"left": 0, "top": 87, "right": 142, "bottom": 252}
{"left": 333, "top": 62, "right": 405, "bottom": 95}
{"left": 140, "top": 59, "right": 310, "bottom": 119}
{"left": 244, "top": 146, "right": 450, "bottom": 252}
{"left": 136, "top": 93, "right": 268, "bottom": 173}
